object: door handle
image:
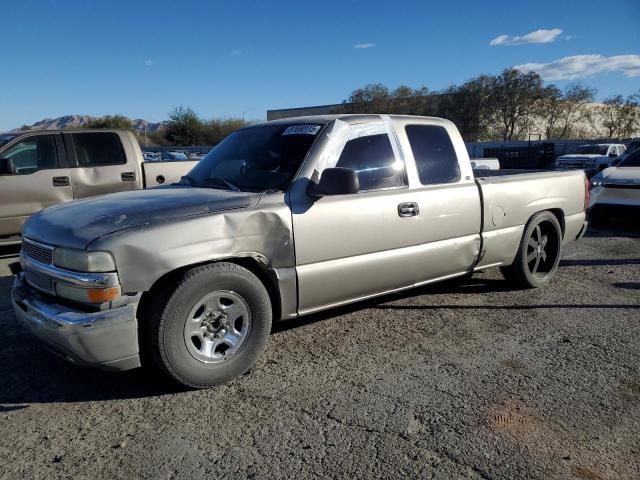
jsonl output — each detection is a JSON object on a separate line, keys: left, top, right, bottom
{"left": 121, "top": 171, "right": 136, "bottom": 181}
{"left": 52, "top": 176, "right": 70, "bottom": 187}
{"left": 398, "top": 202, "right": 419, "bottom": 217}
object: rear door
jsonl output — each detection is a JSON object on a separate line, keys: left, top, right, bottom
{"left": 395, "top": 119, "right": 482, "bottom": 284}
{"left": 0, "top": 133, "right": 72, "bottom": 238}
{"left": 64, "top": 131, "right": 139, "bottom": 199}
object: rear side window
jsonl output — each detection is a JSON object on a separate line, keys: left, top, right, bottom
{"left": 336, "top": 134, "right": 406, "bottom": 190}
{"left": 405, "top": 125, "right": 460, "bottom": 185}
{"left": 72, "top": 132, "right": 126, "bottom": 167}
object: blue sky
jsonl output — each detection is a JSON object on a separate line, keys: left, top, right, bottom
{"left": 1, "top": 0, "right": 638, "bottom": 130}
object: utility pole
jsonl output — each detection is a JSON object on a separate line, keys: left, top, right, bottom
{"left": 242, "top": 108, "right": 256, "bottom": 125}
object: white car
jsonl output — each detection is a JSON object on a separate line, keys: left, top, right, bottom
{"left": 589, "top": 148, "right": 640, "bottom": 221}
{"left": 556, "top": 143, "right": 626, "bottom": 173}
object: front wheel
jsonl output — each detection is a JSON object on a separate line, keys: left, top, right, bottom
{"left": 146, "top": 262, "right": 272, "bottom": 388}
{"left": 500, "top": 211, "right": 563, "bottom": 289}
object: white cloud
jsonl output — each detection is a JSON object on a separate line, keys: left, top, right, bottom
{"left": 144, "top": 59, "right": 153, "bottom": 67}
{"left": 515, "top": 54, "right": 640, "bottom": 80}
{"left": 230, "top": 49, "right": 242, "bottom": 56}
{"left": 354, "top": 43, "right": 375, "bottom": 49}
{"left": 490, "top": 28, "right": 562, "bottom": 46}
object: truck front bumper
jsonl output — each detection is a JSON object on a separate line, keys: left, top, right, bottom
{"left": 12, "top": 272, "right": 141, "bottom": 371}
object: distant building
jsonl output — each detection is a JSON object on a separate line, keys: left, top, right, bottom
{"left": 267, "top": 104, "right": 342, "bottom": 121}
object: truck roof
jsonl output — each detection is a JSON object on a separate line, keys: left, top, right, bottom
{"left": 2, "top": 128, "right": 129, "bottom": 136}
{"left": 261, "top": 113, "right": 453, "bottom": 126}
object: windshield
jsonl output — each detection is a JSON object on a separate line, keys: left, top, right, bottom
{"left": 573, "top": 145, "right": 608, "bottom": 155}
{"left": 0, "top": 134, "right": 17, "bottom": 149}
{"left": 183, "top": 123, "right": 322, "bottom": 192}
{"left": 620, "top": 150, "right": 640, "bottom": 167}
{"left": 627, "top": 141, "right": 640, "bottom": 155}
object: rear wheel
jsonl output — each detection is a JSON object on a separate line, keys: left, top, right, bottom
{"left": 500, "top": 211, "right": 563, "bottom": 289}
{"left": 146, "top": 262, "right": 272, "bottom": 388}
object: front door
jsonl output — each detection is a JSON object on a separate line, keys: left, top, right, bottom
{"left": 291, "top": 121, "right": 424, "bottom": 314}
{"left": 0, "top": 133, "right": 73, "bottom": 238}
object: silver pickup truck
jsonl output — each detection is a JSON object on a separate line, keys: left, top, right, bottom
{"left": 0, "top": 129, "right": 198, "bottom": 245}
{"left": 10, "top": 115, "right": 589, "bottom": 388}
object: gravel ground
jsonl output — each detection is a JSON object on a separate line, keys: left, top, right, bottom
{"left": 0, "top": 223, "right": 639, "bottom": 480}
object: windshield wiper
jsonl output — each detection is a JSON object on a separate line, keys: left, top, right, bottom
{"left": 202, "top": 177, "right": 241, "bottom": 192}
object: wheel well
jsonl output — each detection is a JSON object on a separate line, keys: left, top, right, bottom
{"left": 542, "top": 208, "right": 565, "bottom": 236}
{"left": 138, "top": 257, "right": 282, "bottom": 325}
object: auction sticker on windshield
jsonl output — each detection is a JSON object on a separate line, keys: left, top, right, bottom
{"left": 283, "top": 125, "right": 321, "bottom": 136}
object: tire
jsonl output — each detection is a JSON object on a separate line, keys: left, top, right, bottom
{"left": 500, "top": 211, "right": 563, "bottom": 289}
{"left": 146, "top": 262, "right": 272, "bottom": 388}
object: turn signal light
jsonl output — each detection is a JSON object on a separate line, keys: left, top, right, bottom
{"left": 87, "top": 287, "right": 121, "bottom": 303}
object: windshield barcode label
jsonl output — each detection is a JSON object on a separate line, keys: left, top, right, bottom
{"left": 283, "top": 125, "right": 321, "bottom": 136}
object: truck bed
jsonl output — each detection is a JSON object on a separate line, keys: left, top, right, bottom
{"left": 141, "top": 160, "right": 199, "bottom": 187}
{"left": 474, "top": 169, "right": 587, "bottom": 270}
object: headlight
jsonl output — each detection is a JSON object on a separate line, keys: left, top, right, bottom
{"left": 53, "top": 248, "right": 116, "bottom": 272}
{"left": 56, "top": 283, "right": 121, "bottom": 303}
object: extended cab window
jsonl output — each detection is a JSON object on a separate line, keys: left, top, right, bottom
{"left": 1, "top": 135, "right": 59, "bottom": 175}
{"left": 72, "top": 132, "right": 126, "bottom": 167}
{"left": 336, "top": 134, "right": 406, "bottom": 190}
{"left": 406, "top": 125, "right": 460, "bottom": 186}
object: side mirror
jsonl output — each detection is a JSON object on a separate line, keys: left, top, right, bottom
{"left": 308, "top": 167, "right": 360, "bottom": 198}
{"left": 608, "top": 152, "right": 617, "bottom": 158}
{"left": 0, "top": 157, "right": 14, "bottom": 175}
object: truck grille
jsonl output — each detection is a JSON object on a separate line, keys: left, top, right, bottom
{"left": 25, "top": 269, "right": 54, "bottom": 293}
{"left": 22, "top": 238, "right": 54, "bottom": 264}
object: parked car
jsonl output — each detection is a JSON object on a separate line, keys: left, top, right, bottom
{"left": 0, "top": 130, "right": 199, "bottom": 245}
{"left": 162, "top": 151, "right": 189, "bottom": 161}
{"left": 10, "top": 115, "right": 588, "bottom": 387}
{"left": 588, "top": 147, "right": 640, "bottom": 222}
{"left": 142, "top": 151, "right": 162, "bottom": 162}
{"left": 555, "top": 143, "right": 626, "bottom": 174}
{"left": 470, "top": 157, "right": 500, "bottom": 171}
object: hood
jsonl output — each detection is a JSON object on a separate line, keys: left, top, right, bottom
{"left": 599, "top": 166, "right": 640, "bottom": 183}
{"left": 23, "top": 185, "right": 262, "bottom": 249}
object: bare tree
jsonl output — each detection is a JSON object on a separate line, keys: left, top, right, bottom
{"left": 538, "top": 83, "right": 596, "bottom": 139}
{"left": 594, "top": 93, "right": 640, "bottom": 138}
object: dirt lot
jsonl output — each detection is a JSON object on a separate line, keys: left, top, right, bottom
{"left": 0, "top": 224, "right": 639, "bottom": 480}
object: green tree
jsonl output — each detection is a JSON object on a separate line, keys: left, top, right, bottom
{"left": 486, "top": 68, "right": 548, "bottom": 141}
{"left": 85, "top": 114, "right": 134, "bottom": 130}
{"left": 436, "top": 76, "right": 493, "bottom": 141}
{"left": 163, "top": 106, "right": 205, "bottom": 145}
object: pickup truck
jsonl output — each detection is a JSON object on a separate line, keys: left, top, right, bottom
{"left": 555, "top": 143, "right": 627, "bottom": 174}
{"left": 10, "top": 115, "right": 589, "bottom": 388}
{"left": 0, "top": 129, "right": 198, "bottom": 245}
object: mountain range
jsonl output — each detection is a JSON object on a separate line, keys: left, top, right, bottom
{"left": 14, "top": 115, "right": 168, "bottom": 133}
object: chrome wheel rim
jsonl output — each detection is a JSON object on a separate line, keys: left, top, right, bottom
{"left": 183, "top": 290, "right": 251, "bottom": 363}
{"left": 526, "top": 221, "right": 559, "bottom": 280}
